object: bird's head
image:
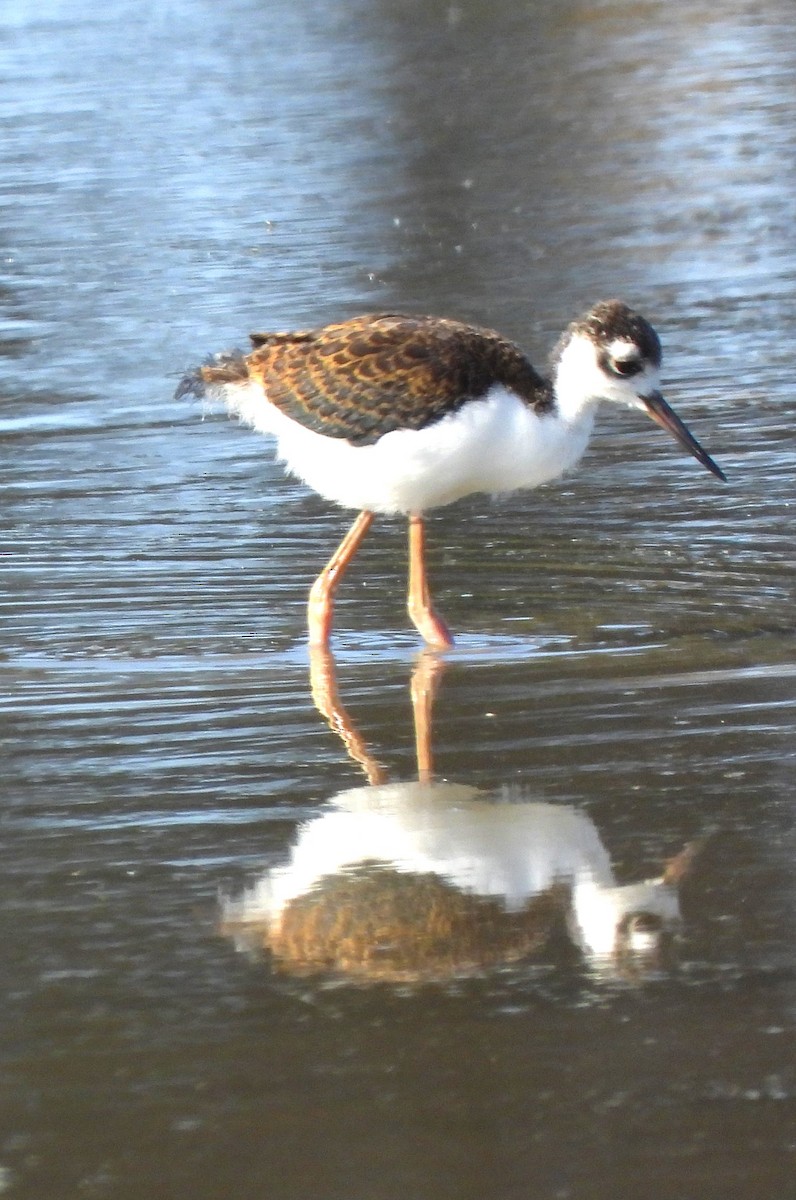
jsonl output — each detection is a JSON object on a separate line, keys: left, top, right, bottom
{"left": 552, "top": 300, "right": 726, "bottom": 481}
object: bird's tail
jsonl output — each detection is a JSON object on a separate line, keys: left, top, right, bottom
{"left": 175, "top": 351, "right": 250, "bottom": 401}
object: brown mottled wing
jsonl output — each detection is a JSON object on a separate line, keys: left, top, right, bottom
{"left": 244, "top": 314, "right": 550, "bottom": 446}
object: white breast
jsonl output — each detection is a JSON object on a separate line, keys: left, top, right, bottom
{"left": 220, "top": 381, "right": 596, "bottom": 515}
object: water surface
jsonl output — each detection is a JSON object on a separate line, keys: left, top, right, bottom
{"left": 1, "top": 1, "right": 794, "bottom": 1197}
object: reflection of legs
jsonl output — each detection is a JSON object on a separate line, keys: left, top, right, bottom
{"left": 307, "top": 510, "right": 374, "bottom": 646}
{"left": 307, "top": 643, "right": 447, "bottom": 785}
{"left": 410, "top": 650, "right": 448, "bottom": 783}
{"left": 309, "top": 645, "right": 386, "bottom": 785}
{"left": 407, "top": 514, "right": 454, "bottom": 648}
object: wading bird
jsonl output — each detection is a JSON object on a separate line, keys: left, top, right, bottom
{"left": 179, "top": 301, "right": 725, "bottom": 646}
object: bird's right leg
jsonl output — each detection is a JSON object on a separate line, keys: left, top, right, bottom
{"left": 307, "top": 510, "right": 374, "bottom": 645}
{"left": 406, "top": 514, "right": 454, "bottom": 649}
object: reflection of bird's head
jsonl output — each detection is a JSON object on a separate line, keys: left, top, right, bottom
{"left": 569, "top": 877, "right": 682, "bottom": 975}
{"left": 612, "top": 910, "right": 678, "bottom": 980}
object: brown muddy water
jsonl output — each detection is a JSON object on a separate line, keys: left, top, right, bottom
{"left": 0, "top": 1, "right": 794, "bottom": 1197}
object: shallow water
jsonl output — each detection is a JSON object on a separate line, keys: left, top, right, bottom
{"left": 1, "top": 1, "right": 794, "bottom": 1197}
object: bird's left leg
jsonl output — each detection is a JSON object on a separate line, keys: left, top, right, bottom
{"left": 308, "top": 510, "right": 374, "bottom": 645}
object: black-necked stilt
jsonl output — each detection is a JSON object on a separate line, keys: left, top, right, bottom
{"left": 180, "top": 300, "right": 725, "bottom": 646}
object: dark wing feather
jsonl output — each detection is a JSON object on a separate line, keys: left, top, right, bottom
{"left": 244, "top": 314, "right": 550, "bottom": 446}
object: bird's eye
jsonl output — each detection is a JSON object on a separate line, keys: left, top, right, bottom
{"left": 610, "top": 356, "right": 642, "bottom": 378}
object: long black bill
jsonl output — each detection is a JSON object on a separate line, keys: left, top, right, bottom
{"left": 642, "top": 391, "right": 727, "bottom": 482}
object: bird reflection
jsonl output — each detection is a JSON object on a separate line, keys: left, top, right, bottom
{"left": 221, "top": 652, "right": 699, "bottom": 982}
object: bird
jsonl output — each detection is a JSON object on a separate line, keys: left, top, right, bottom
{"left": 179, "top": 300, "right": 726, "bottom": 647}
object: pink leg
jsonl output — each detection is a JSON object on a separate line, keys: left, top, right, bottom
{"left": 407, "top": 514, "right": 454, "bottom": 648}
{"left": 308, "top": 511, "right": 374, "bottom": 646}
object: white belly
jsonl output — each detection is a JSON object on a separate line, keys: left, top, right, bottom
{"left": 222, "top": 382, "right": 596, "bottom": 515}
